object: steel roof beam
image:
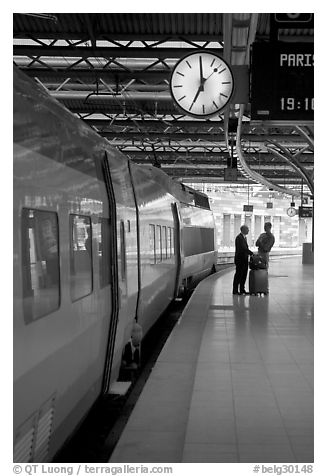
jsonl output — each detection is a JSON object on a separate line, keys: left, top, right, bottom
{"left": 86, "top": 119, "right": 225, "bottom": 129}
{"left": 162, "top": 169, "right": 306, "bottom": 181}
{"left": 59, "top": 103, "right": 183, "bottom": 116}
{"left": 100, "top": 131, "right": 305, "bottom": 143}
{"left": 125, "top": 149, "right": 313, "bottom": 165}
{"left": 18, "top": 68, "right": 172, "bottom": 81}
{"left": 128, "top": 160, "right": 312, "bottom": 172}
{"left": 14, "top": 45, "right": 224, "bottom": 59}
{"left": 13, "top": 33, "right": 224, "bottom": 43}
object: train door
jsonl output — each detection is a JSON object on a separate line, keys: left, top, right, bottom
{"left": 172, "top": 202, "right": 182, "bottom": 298}
{"left": 128, "top": 161, "right": 141, "bottom": 322}
{"left": 101, "top": 153, "right": 120, "bottom": 393}
{"left": 101, "top": 152, "right": 139, "bottom": 390}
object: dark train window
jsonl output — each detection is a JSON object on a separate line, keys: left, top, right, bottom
{"left": 149, "top": 224, "right": 155, "bottom": 264}
{"left": 21, "top": 209, "right": 60, "bottom": 324}
{"left": 120, "top": 220, "right": 126, "bottom": 281}
{"left": 162, "top": 226, "right": 168, "bottom": 259}
{"left": 183, "top": 227, "right": 214, "bottom": 256}
{"left": 194, "top": 192, "right": 210, "bottom": 209}
{"left": 156, "top": 225, "right": 162, "bottom": 263}
{"left": 167, "top": 227, "right": 172, "bottom": 258}
{"left": 70, "top": 215, "right": 93, "bottom": 301}
{"left": 98, "top": 218, "right": 111, "bottom": 288}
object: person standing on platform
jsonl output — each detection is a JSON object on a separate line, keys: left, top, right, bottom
{"left": 255, "top": 222, "right": 275, "bottom": 269}
{"left": 233, "top": 225, "right": 253, "bottom": 295}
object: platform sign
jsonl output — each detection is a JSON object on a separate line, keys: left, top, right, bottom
{"left": 243, "top": 205, "right": 253, "bottom": 212}
{"left": 250, "top": 42, "right": 313, "bottom": 121}
{"left": 298, "top": 206, "right": 313, "bottom": 218}
{"left": 273, "top": 13, "right": 313, "bottom": 27}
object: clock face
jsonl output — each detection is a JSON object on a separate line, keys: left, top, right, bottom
{"left": 287, "top": 207, "right": 297, "bottom": 217}
{"left": 170, "top": 51, "right": 234, "bottom": 118}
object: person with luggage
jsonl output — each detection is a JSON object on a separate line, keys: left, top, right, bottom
{"left": 255, "top": 222, "right": 275, "bottom": 268}
{"left": 249, "top": 222, "right": 275, "bottom": 296}
{"left": 232, "top": 225, "right": 254, "bottom": 295}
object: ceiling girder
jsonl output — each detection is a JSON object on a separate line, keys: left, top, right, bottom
{"left": 85, "top": 119, "right": 226, "bottom": 131}
{"left": 99, "top": 131, "right": 306, "bottom": 143}
{"left": 13, "top": 45, "right": 224, "bottom": 59}
{"left": 20, "top": 68, "right": 172, "bottom": 81}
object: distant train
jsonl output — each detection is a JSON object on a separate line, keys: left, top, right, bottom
{"left": 13, "top": 66, "right": 217, "bottom": 462}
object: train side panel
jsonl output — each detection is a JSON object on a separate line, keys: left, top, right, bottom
{"left": 129, "top": 163, "right": 178, "bottom": 335}
{"left": 13, "top": 148, "right": 113, "bottom": 462}
{"left": 179, "top": 202, "right": 217, "bottom": 286}
{"left": 162, "top": 180, "right": 218, "bottom": 293}
{"left": 13, "top": 67, "right": 137, "bottom": 462}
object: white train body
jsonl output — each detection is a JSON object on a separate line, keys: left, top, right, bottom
{"left": 13, "top": 67, "right": 217, "bottom": 462}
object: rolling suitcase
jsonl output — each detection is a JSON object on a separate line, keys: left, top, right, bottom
{"left": 249, "top": 269, "right": 268, "bottom": 295}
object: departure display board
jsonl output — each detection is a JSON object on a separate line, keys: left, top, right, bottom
{"left": 298, "top": 206, "right": 313, "bottom": 218}
{"left": 250, "top": 42, "right": 313, "bottom": 121}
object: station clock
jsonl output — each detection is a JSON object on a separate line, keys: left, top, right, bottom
{"left": 170, "top": 51, "right": 234, "bottom": 118}
{"left": 287, "top": 207, "right": 297, "bottom": 217}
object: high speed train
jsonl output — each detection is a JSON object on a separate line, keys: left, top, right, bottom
{"left": 13, "top": 66, "right": 217, "bottom": 462}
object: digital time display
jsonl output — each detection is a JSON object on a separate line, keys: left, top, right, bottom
{"left": 280, "top": 97, "right": 314, "bottom": 112}
{"left": 250, "top": 42, "right": 313, "bottom": 121}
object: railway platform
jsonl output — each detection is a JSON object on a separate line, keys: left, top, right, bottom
{"left": 109, "top": 256, "right": 314, "bottom": 463}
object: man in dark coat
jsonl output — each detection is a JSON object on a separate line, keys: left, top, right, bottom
{"left": 232, "top": 225, "right": 253, "bottom": 295}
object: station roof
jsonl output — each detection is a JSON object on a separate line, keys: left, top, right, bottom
{"left": 13, "top": 13, "right": 314, "bottom": 197}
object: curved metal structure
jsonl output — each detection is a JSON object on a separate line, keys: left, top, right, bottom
{"left": 235, "top": 105, "right": 306, "bottom": 198}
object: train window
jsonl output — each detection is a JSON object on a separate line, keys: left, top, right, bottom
{"left": 149, "top": 224, "right": 155, "bottom": 264}
{"left": 70, "top": 215, "right": 93, "bottom": 301}
{"left": 156, "top": 225, "right": 162, "bottom": 263}
{"left": 120, "top": 220, "right": 126, "bottom": 281}
{"left": 162, "top": 226, "right": 168, "bottom": 260}
{"left": 99, "top": 218, "right": 111, "bottom": 288}
{"left": 21, "top": 209, "right": 60, "bottom": 324}
{"left": 167, "top": 227, "right": 172, "bottom": 258}
{"left": 171, "top": 228, "right": 175, "bottom": 256}
{"left": 167, "top": 227, "right": 175, "bottom": 258}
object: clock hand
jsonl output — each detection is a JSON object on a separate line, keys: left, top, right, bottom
{"left": 199, "top": 55, "right": 204, "bottom": 84}
{"left": 203, "top": 67, "right": 219, "bottom": 84}
{"left": 189, "top": 56, "right": 205, "bottom": 110}
{"left": 189, "top": 85, "right": 203, "bottom": 110}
